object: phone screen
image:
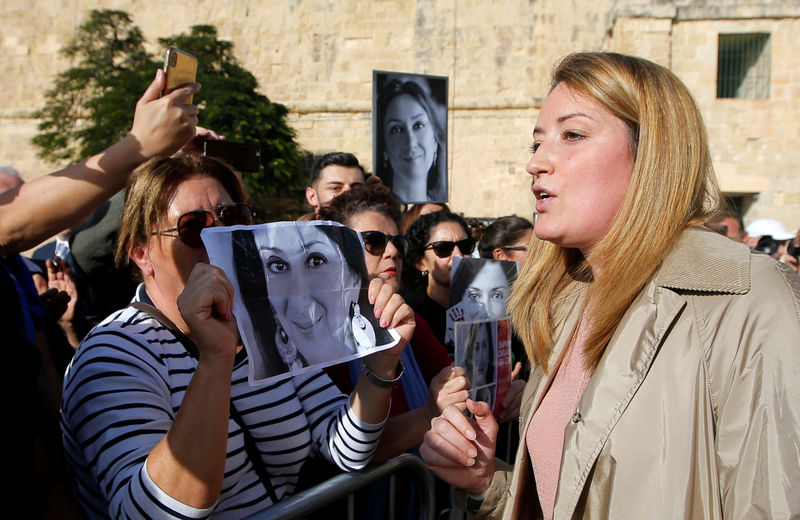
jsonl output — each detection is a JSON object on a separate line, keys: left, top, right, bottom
{"left": 204, "top": 141, "right": 262, "bottom": 172}
{"left": 163, "top": 47, "right": 198, "bottom": 103}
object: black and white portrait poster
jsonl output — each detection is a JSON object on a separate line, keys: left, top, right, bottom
{"left": 454, "top": 318, "right": 512, "bottom": 416}
{"left": 203, "top": 221, "right": 401, "bottom": 386}
{"left": 373, "top": 70, "right": 448, "bottom": 204}
{"left": 445, "top": 256, "right": 518, "bottom": 346}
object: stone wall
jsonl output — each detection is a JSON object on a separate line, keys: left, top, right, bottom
{"left": 2, "top": 0, "right": 799, "bottom": 228}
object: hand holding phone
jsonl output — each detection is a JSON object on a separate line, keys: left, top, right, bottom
{"left": 163, "top": 47, "right": 198, "bottom": 104}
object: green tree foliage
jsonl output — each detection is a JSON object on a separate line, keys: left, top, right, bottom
{"left": 33, "top": 10, "right": 305, "bottom": 216}
{"left": 32, "top": 10, "right": 154, "bottom": 163}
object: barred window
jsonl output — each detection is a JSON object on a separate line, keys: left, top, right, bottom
{"left": 717, "top": 33, "right": 771, "bottom": 99}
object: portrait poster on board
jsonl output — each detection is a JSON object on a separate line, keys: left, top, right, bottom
{"left": 373, "top": 70, "right": 449, "bottom": 204}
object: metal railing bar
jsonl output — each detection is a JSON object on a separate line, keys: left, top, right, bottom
{"left": 244, "top": 453, "right": 434, "bottom": 520}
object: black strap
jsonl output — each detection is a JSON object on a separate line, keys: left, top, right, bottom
{"left": 131, "top": 302, "right": 199, "bottom": 358}
{"left": 129, "top": 302, "right": 280, "bottom": 504}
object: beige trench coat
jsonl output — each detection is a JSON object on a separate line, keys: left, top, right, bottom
{"left": 476, "top": 228, "right": 800, "bottom": 519}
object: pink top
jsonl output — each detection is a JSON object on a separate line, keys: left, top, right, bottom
{"left": 526, "top": 330, "right": 594, "bottom": 520}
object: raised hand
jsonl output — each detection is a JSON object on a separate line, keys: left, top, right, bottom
{"left": 421, "top": 399, "right": 498, "bottom": 495}
{"left": 45, "top": 256, "right": 78, "bottom": 322}
{"left": 367, "top": 276, "right": 416, "bottom": 356}
{"left": 423, "top": 364, "right": 470, "bottom": 422}
{"left": 177, "top": 263, "right": 239, "bottom": 363}
{"left": 129, "top": 69, "right": 201, "bottom": 159}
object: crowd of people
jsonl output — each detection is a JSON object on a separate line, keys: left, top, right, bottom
{"left": 4, "top": 51, "right": 799, "bottom": 520}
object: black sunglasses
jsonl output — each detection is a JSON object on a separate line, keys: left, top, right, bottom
{"left": 360, "top": 231, "right": 407, "bottom": 257}
{"left": 424, "top": 238, "right": 475, "bottom": 258}
{"left": 152, "top": 202, "right": 253, "bottom": 248}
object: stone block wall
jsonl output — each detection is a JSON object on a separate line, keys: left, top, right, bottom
{"left": 1, "top": 0, "right": 798, "bottom": 228}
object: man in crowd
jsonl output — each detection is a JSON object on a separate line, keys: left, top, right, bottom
{"left": 707, "top": 209, "right": 746, "bottom": 243}
{"left": 305, "top": 152, "right": 366, "bottom": 216}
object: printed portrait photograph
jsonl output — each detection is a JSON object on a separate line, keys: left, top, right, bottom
{"left": 454, "top": 318, "right": 512, "bottom": 416}
{"left": 445, "top": 256, "right": 518, "bottom": 346}
{"left": 202, "top": 221, "right": 400, "bottom": 385}
{"left": 373, "top": 70, "right": 448, "bottom": 204}
{"left": 454, "top": 319, "right": 498, "bottom": 410}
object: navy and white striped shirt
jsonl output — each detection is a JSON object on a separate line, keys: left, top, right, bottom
{"left": 61, "top": 301, "right": 385, "bottom": 519}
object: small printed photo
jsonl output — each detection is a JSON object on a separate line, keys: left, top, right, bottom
{"left": 203, "top": 221, "right": 400, "bottom": 385}
{"left": 456, "top": 320, "right": 497, "bottom": 389}
{"left": 445, "top": 257, "right": 518, "bottom": 346}
{"left": 373, "top": 70, "right": 448, "bottom": 204}
{"left": 454, "top": 318, "right": 512, "bottom": 417}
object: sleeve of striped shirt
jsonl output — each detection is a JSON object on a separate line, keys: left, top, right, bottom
{"left": 293, "top": 370, "right": 388, "bottom": 471}
{"left": 61, "top": 317, "right": 215, "bottom": 519}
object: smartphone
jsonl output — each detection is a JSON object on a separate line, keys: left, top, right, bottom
{"left": 163, "top": 47, "right": 197, "bottom": 103}
{"left": 204, "top": 140, "right": 262, "bottom": 172}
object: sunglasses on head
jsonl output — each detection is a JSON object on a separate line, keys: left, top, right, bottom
{"left": 153, "top": 202, "right": 253, "bottom": 248}
{"left": 424, "top": 238, "right": 475, "bottom": 258}
{"left": 360, "top": 230, "right": 407, "bottom": 257}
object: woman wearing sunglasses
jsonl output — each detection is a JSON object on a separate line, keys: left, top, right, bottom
{"left": 403, "top": 210, "right": 474, "bottom": 347}
{"left": 319, "top": 182, "right": 468, "bottom": 517}
{"left": 320, "top": 183, "right": 468, "bottom": 457}
{"left": 477, "top": 215, "right": 533, "bottom": 263}
{"left": 61, "top": 153, "right": 414, "bottom": 519}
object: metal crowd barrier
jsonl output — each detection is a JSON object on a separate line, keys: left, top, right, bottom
{"left": 245, "top": 453, "right": 435, "bottom": 520}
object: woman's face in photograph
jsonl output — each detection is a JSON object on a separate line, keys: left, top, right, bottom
{"left": 348, "top": 210, "right": 403, "bottom": 292}
{"left": 526, "top": 82, "right": 635, "bottom": 254}
{"left": 416, "top": 221, "right": 470, "bottom": 290}
{"left": 257, "top": 225, "right": 359, "bottom": 364}
{"left": 383, "top": 94, "right": 437, "bottom": 184}
{"left": 461, "top": 261, "right": 509, "bottom": 320}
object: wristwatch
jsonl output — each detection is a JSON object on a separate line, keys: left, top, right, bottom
{"left": 361, "top": 358, "right": 404, "bottom": 388}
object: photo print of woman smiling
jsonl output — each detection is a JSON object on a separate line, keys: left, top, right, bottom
{"left": 374, "top": 70, "right": 448, "bottom": 203}
{"left": 203, "top": 221, "right": 400, "bottom": 385}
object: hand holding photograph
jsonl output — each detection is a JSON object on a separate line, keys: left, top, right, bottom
{"left": 203, "top": 221, "right": 400, "bottom": 385}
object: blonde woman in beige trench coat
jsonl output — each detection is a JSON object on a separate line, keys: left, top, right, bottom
{"left": 420, "top": 52, "right": 800, "bottom": 519}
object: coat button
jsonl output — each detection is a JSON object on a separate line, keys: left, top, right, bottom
{"left": 571, "top": 412, "right": 582, "bottom": 423}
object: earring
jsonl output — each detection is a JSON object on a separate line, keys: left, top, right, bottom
{"left": 278, "top": 323, "right": 289, "bottom": 344}
{"left": 421, "top": 270, "right": 428, "bottom": 276}
{"left": 433, "top": 149, "right": 438, "bottom": 168}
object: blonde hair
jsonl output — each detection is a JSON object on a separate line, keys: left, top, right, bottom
{"left": 508, "top": 52, "right": 722, "bottom": 372}
{"left": 115, "top": 153, "right": 249, "bottom": 268}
